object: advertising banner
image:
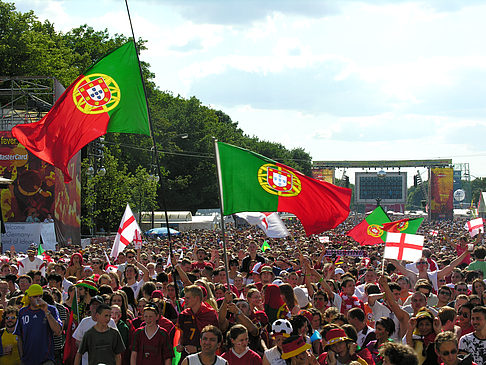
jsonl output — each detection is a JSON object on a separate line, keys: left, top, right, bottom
{"left": 312, "top": 168, "right": 334, "bottom": 184}
{"left": 0, "top": 131, "right": 80, "bottom": 248}
{"left": 429, "top": 167, "right": 453, "bottom": 220}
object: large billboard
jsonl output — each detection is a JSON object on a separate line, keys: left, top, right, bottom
{"left": 429, "top": 167, "right": 453, "bottom": 220}
{"left": 0, "top": 131, "right": 80, "bottom": 249}
{"left": 312, "top": 168, "right": 334, "bottom": 184}
{"left": 355, "top": 172, "right": 407, "bottom": 205}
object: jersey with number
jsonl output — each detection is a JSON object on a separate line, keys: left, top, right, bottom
{"left": 177, "top": 303, "right": 218, "bottom": 347}
{"left": 14, "top": 305, "right": 61, "bottom": 364}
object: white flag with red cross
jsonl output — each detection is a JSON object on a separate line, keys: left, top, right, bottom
{"left": 235, "top": 212, "right": 289, "bottom": 238}
{"left": 384, "top": 232, "right": 424, "bottom": 262}
{"left": 110, "top": 204, "right": 142, "bottom": 259}
{"left": 465, "top": 218, "right": 484, "bottom": 237}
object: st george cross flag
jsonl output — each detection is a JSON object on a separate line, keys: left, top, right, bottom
{"left": 384, "top": 232, "right": 424, "bottom": 262}
{"left": 319, "top": 236, "right": 330, "bottom": 243}
{"left": 133, "top": 229, "right": 143, "bottom": 249}
{"left": 465, "top": 218, "right": 484, "bottom": 237}
{"left": 110, "top": 203, "right": 142, "bottom": 259}
{"left": 235, "top": 212, "right": 289, "bottom": 238}
{"left": 429, "top": 230, "right": 439, "bottom": 236}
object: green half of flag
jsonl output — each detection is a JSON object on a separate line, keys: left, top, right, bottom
{"left": 37, "top": 243, "right": 45, "bottom": 255}
{"left": 261, "top": 241, "right": 271, "bottom": 252}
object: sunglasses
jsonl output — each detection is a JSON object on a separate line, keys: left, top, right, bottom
{"left": 92, "top": 262, "right": 101, "bottom": 265}
{"left": 458, "top": 312, "right": 469, "bottom": 318}
{"left": 127, "top": 256, "right": 135, "bottom": 259}
{"left": 441, "top": 349, "right": 458, "bottom": 356}
{"left": 439, "top": 291, "right": 451, "bottom": 295}
{"left": 314, "top": 297, "right": 326, "bottom": 302}
{"left": 417, "top": 261, "right": 428, "bottom": 265}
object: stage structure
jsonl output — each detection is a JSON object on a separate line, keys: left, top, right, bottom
{"left": 312, "top": 159, "right": 454, "bottom": 219}
{"left": 0, "top": 77, "right": 81, "bottom": 251}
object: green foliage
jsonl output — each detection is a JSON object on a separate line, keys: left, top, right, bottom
{"left": 1, "top": 1, "right": 313, "bottom": 232}
{"left": 471, "top": 177, "right": 486, "bottom": 204}
{"left": 81, "top": 150, "right": 158, "bottom": 234}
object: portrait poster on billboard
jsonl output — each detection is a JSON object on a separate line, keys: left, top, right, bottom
{"left": 429, "top": 167, "right": 453, "bottom": 220}
{"left": 0, "top": 131, "right": 80, "bottom": 249}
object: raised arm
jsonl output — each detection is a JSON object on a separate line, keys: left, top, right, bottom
{"left": 437, "top": 248, "right": 471, "bottom": 279}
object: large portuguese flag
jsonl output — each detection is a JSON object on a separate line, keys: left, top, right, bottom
{"left": 12, "top": 41, "right": 150, "bottom": 182}
{"left": 347, "top": 207, "right": 424, "bottom": 245}
{"left": 216, "top": 141, "right": 352, "bottom": 235}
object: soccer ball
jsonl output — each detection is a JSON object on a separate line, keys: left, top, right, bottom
{"left": 272, "top": 319, "right": 293, "bottom": 335}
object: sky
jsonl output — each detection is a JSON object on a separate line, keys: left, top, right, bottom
{"left": 12, "top": 0, "right": 486, "bottom": 184}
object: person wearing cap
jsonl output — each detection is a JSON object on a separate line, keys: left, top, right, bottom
{"left": 14, "top": 284, "right": 62, "bottom": 365}
{"left": 280, "top": 335, "right": 313, "bottom": 365}
{"left": 318, "top": 328, "right": 367, "bottom": 365}
{"left": 262, "top": 319, "right": 293, "bottom": 365}
{"left": 75, "top": 279, "right": 99, "bottom": 320}
{"left": 72, "top": 295, "right": 117, "bottom": 365}
{"left": 405, "top": 308, "right": 439, "bottom": 365}
{"left": 261, "top": 266, "right": 276, "bottom": 286}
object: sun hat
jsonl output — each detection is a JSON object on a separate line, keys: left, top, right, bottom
{"left": 281, "top": 335, "right": 312, "bottom": 359}
{"left": 293, "top": 287, "right": 310, "bottom": 308}
{"left": 324, "top": 328, "right": 352, "bottom": 350}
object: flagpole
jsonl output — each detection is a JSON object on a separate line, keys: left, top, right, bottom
{"left": 124, "top": 0, "right": 178, "bottom": 300}
{"left": 213, "top": 138, "right": 231, "bottom": 287}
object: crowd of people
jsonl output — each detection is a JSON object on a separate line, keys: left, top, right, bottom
{"left": 0, "top": 214, "right": 485, "bottom": 365}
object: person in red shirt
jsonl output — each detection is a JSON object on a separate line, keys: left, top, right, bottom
{"left": 131, "top": 303, "right": 174, "bottom": 365}
{"left": 192, "top": 248, "right": 215, "bottom": 270}
{"left": 222, "top": 324, "right": 262, "bottom": 365}
{"left": 176, "top": 285, "right": 219, "bottom": 361}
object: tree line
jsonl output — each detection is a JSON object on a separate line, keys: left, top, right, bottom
{"left": 0, "top": 1, "right": 313, "bottom": 234}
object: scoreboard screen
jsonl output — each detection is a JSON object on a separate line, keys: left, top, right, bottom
{"left": 355, "top": 172, "right": 407, "bottom": 204}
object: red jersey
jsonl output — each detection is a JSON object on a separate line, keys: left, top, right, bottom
{"left": 132, "top": 325, "right": 174, "bottom": 365}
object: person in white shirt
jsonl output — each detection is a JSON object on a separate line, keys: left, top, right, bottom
{"left": 17, "top": 249, "right": 46, "bottom": 276}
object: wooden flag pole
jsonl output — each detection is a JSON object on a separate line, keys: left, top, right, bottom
{"left": 213, "top": 138, "right": 231, "bottom": 288}
{"left": 124, "top": 0, "right": 178, "bottom": 299}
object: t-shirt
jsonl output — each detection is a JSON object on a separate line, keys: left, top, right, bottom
{"left": 132, "top": 325, "right": 174, "bottom": 365}
{"left": 78, "top": 326, "right": 125, "bottom": 365}
{"left": 467, "top": 261, "right": 486, "bottom": 277}
{"left": 264, "top": 346, "right": 286, "bottom": 365}
{"left": 14, "top": 305, "right": 62, "bottom": 365}
{"left": 0, "top": 329, "right": 21, "bottom": 365}
{"left": 459, "top": 332, "right": 486, "bottom": 365}
{"left": 73, "top": 315, "right": 117, "bottom": 365}
{"left": 222, "top": 348, "right": 262, "bottom": 365}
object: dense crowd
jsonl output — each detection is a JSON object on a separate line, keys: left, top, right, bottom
{"left": 0, "top": 214, "right": 485, "bottom": 365}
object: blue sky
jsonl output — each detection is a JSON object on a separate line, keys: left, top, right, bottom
{"left": 13, "top": 0, "right": 486, "bottom": 182}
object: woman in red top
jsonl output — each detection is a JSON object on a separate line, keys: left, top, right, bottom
{"left": 222, "top": 324, "right": 262, "bottom": 365}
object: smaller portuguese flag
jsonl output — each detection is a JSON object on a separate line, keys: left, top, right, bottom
{"left": 347, "top": 206, "right": 391, "bottom": 245}
{"left": 12, "top": 41, "right": 150, "bottom": 182}
{"left": 216, "top": 141, "right": 352, "bottom": 235}
{"left": 347, "top": 208, "right": 425, "bottom": 245}
{"left": 381, "top": 217, "right": 424, "bottom": 234}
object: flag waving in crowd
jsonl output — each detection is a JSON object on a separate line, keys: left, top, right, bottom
{"left": 384, "top": 232, "right": 424, "bottom": 262}
{"left": 12, "top": 41, "right": 150, "bottom": 182}
{"left": 235, "top": 212, "right": 290, "bottom": 238}
{"left": 110, "top": 203, "right": 142, "bottom": 259}
{"left": 215, "top": 141, "right": 352, "bottom": 235}
{"left": 465, "top": 217, "right": 484, "bottom": 237}
{"left": 347, "top": 207, "right": 424, "bottom": 245}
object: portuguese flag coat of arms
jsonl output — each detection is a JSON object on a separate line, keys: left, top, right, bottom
{"left": 12, "top": 41, "right": 150, "bottom": 182}
{"left": 347, "top": 206, "right": 423, "bottom": 245}
{"left": 215, "top": 141, "right": 352, "bottom": 235}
